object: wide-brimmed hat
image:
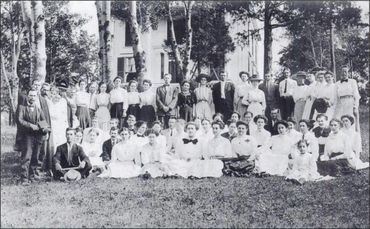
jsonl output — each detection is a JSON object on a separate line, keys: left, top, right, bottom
{"left": 63, "top": 169, "right": 81, "bottom": 182}
{"left": 196, "top": 74, "right": 211, "bottom": 83}
{"left": 249, "top": 74, "right": 263, "bottom": 81}
{"left": 295, "top": 71, "right": 307, "bottom": 78}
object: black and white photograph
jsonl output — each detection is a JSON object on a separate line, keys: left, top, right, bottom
{"left": 1, "top": 0, "right": 369, "bottom": 227}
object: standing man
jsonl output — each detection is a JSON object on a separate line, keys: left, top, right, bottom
{"left": 212, "top": 71, "right": 235, "bottom": 122}
{"left": 278, "top": 68, "right": 297, "bottom": 120}
{"left": 259, "top": 73, "right": 280, "bottom": 120}
{"left": 18, "top": 88, "right": 49, "bottom": 185}
{"left": 16, "top": 79, "right": 52, "bottom": 175}
{"left": 156, "top": 73, "right": 179, "bottom": 129}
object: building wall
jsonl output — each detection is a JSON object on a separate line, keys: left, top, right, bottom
{"left": 111, "top": 14, "right": 260, "bottom": 85}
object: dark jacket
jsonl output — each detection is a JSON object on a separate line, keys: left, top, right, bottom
{"left": 53, "top": 143, "right": 91, "bottom": 168}
{"left": 100, "top": 139, "right": 114, "bottom": 162}
{"left": 17, "top": 104, "right": 46, "bottom": 140}
{"left": 266, "top": 118, "right": 280, "bottom": 136}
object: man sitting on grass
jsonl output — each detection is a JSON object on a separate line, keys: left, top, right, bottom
{"left": 53, "top": 128, "right": 92, "bottom": 181}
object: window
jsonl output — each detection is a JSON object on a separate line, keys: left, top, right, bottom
{"left": 117, "top": 57, "right": 125, "bottom": 78}
{"left": 125, "top": 22, "right": 133, "bottom": 47}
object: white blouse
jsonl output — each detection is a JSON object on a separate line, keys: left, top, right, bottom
{"left": 127, "top": 91, "right": 140, "bottom": 105}
{"left": 140, "top": 143, "right": 165, "bottom": 164}
{"left": 251, "top": 128, "right": 271, "bottom": 147}
{"left": 111, "top": 141, "right": 137, "bottom": 162}
{"left": 194, "top": 86, "right": 213, "bottom": 103}
{"left": 139, "top": 90, "right": 156, "bottom": 106}
{"left": 292, "top": 85, "right": 309, "bottom": 102}
{"left": 231, "top": 135, "right": 258, "bottom": 159}
{"left": 206, "top": 136, "right": 233, "bottom": 159}
{"left": 110, "top": 87, "right": 128, "bottom": 109}
{"left": 75, "top": 91, "right": 91, "bottom": 107}
{"left": 335, "top": 79, "right": 360, "bottom": 101}
{"left": 95, "top": 93, "right": 110, "bottom": 108}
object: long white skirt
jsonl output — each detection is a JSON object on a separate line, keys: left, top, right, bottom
{"left": 107, "top": 161, "right": 142, "bottom": 178}
{"left": 165, "top": 159, "right": 224, "bottom": 178}
{"left": 257, "top": 152, "right": 289, "bottom": 176}
{"left": 141, "top": 162, "right": 172, "bottom": 178}
{"left": 89, "top": 156, "right": 105, "bottom": 167}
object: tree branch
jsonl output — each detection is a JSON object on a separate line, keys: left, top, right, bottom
{"left": 270, "top": 16, "right": 305, "bottom": 29}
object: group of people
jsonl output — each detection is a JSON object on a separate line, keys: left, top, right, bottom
{"left": 15, "top": 66, "right": 369, "bottom": 185}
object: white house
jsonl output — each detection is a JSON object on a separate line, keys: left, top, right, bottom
{"left": 110, "top": 11, "right": 260, "bottom": 86}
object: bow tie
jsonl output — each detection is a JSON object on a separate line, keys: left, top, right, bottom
{"left": 137, "top": 135, "right": 145, "bottom": 138}
{"left": 183, "top": 138, "right": 198, "bottom": 144}
{"left": 341, "top": 79, "right": 348, "bottom": 83}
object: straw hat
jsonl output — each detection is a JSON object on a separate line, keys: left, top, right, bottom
{"left": 63, "top": 169, "right": 81, "bottom": 182}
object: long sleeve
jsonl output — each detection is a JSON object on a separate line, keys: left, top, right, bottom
{"left": 168, "top": 88, "right": 179, "bottom": 110}
{"left": 156, "top": 87, "right": 165, "bottom": 110}
{"left": 261, "top": 90, "right": 266, "bottom": 110}
{"left": 100, "top": 141, "right": 111, "bottom": 161}
{"left": 352, "top": 80, "right": 360, "bottom": 107}
{"left": 78, "top": 145, "right": 91, "bottom": 164}
{"left": 53, "top": 145, "right": 63, "bottom": 167}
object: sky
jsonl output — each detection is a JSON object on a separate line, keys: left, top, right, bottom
{"left": 68, "top": 1, "right": 369, "bottom": 75}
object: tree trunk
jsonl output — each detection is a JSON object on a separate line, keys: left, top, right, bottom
{"left": 96, "top": 1, "right": 106, "bottom": 81}
{"left": 182, "top": 1, "right": 194, "bottom": 80}
{"left": 141, "top": 2, "right": 152, "bottom": 88}
{"left": 167, "top": 1, "right": 184, "bottom": 81}
{"left": 104, "top": 1, "right": 113, "bottom": 82}
{"left": 21, "top": 1, "right": 34, "bottom": 85}
{"left": 129, "top": 1, "right": 147, "bottom": 83}
{"left": 31, "top": 0, "right": 47, "bottom": 83}
{"left": 308, "top": 28, "right": 318, "bottom": 67}
{"left": 263, "top": 2, "right": 273, "bottom": 77}
{"left": 1, "top": 52, "right": 17, "bottom": 125}
{"left": 329, "top": 21, "right": 336, "bottom": 80}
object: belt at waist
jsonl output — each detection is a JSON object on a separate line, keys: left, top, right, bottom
{"left": 329, "top": 152, "right": 344, "bottom": 159}
{"left": 339, "top": 95, "right": 354, "bottom": 99}
{"left": 197, "top": 100, "right": 208, "bottom": 103}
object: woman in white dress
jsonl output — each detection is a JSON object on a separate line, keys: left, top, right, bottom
{"left": 286, "top": 117, "right": 301, "bottom": 143}
{"left": 103, "top": 128, "right": 142, "bottom": 178}
{"left": 138, "top": 79, "right": 156, "bottom": 123}
{"left": 130, "top": 121, "right": 149, "bottom": 150}
{"left": 75, "top": 79, "right": 91, "bottom": 129}
{"left": 234, "top": 71, "right": 251, "bottom": 118}
{"left": 242, "top": 75, "right": 266, "bottom": 117}
{"left": 285, "top": 139, "right": 324, "bottom": 184}
{"left": 47, "top": 86, "right": 69, "bottom": 152}
{"left": 341, "top": 115, "right": 369, "bottom": 170}
{"left": 151, "top": 121, "right": 167, "bottom": 150}
{"left": 139, "top": 130, "right": 172, "bottom": 178}
{"left": 298, "top": 119, "right": 319, "bottom": 162}
{"left": 251, "top": 115, "right": 271, "bottom": 148}
{"left": 292, "top": 73, "right": 309, "bottom": 122}
{"left": 310, "top": 71, "right": 329, "bottom": 120}
{"left": 206, "top": 120, "right": 234, "bottom": 159}
{"left": 194, "top": 74, "right": 213, "bottom": 120}
{"left": 317, "top": 119, "right": 357, "bottom": 177}
{"left": 257, "top": 120, "right": 297, "bottom": 176}
{"left": 302, "top": 74, "right": 316, "bottom": 119}
{"left": 323, "top": 71, "right": 337, "bottom": 120}
{"left": 200, "top": 118, "right": 214, "bottom": 144}
{"left": 74, "top": 127, "right": 84, "bottom": 145}
{"left": 81, "top": 128, "right": 105, "bottom": 168}
{"left": 94, "top": 82, "right": 111, "bottom": 132}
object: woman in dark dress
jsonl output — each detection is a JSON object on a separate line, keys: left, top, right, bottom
{"left": 177, "top": 80, "right": 197, "bottom": 122}
{"left": 138, "top": 79, "right": 156, "bottom": 124}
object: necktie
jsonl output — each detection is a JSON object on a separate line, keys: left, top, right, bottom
{"left": 170, "top": 129, "right": 173, "bottom": 136}
{"left": 183, "top": 138, "right": 198, "bottom": 144}
{"left": 284, "top": 79, "right": 288, "bottom": 94}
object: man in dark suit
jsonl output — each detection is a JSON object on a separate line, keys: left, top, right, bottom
{"left": 212, "top": 71, "right": 235, "bottom": 122}
{"left": 259, "top": 73, "right": 280, "bottom": 120}
{"left": 100, "top": 127, "right": 120, "bottom": 162}
{"left": 16, "top": 79, "right": 52, "bottom": 172}
{"left": 266, "top": 108, "right": 280, "bottom": 136}
{"left": 53, "top": 128, "right": 92, "bottom": 180}
{"left": 156, "top": 73, "right": 179, "bottom": 129}
{"left": 17, "top": 88, "right": 49, "bottom": 185}
{"left": 221, "top": 120, "right": 238, "bottom": 142}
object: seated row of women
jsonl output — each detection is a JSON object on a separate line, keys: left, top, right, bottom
{"left": 75, "top": 113, "right": 368, "bottom": 183}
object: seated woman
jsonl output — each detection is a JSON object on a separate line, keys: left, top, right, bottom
{"left": 257, "top": 120, "right": 296, "bottom": 176}
{"left": 243, "top": 111, "right": 257, "bottom": 135}
{"left": 100, "top": 128, "right": 141, "bottom": 178}
{"left": 151, "top": 121, "right": 167, "bottom": 150}
{"left": 130, "top": 121, "right": 149, "bottom": 149}
{"left": 206, "top": 120, "right": 233, "bottom": 159}
{"left": 317, "top": 119, "right": 357, "bottom": 177}
{"left": 341, "top": 115, "right": 369, "bottom": 170}
{"left": 169, "top": 122, "right": 223, "bottom": 178}
{"left": 200, "top": 118, "right": 214, "bottom": 144}
{"left": 223, "top": 121, "right": 258, "bottom": 177}
{"left": 221, "top": 120, "right": 238, "bottom": 142}
{"left": 284, "top": 139, "right": 325, "bottom": 184}
{"left": 298, "top": 119, "right": 319, "bottom": 161}
{"left": 286, "top": 117, "right": 301, "bottom": 143}
{"left": 83, "top": 116, "right": 108, "bottom": 144}
{"left": 312, "top": 114, "right": 331, "bottom": 158}
{"left": 212, "top": 113, "right": 229, "bottom": 134}
{"left": 81, "top": 128, "right": 105, "bottom": 170}
{"left": 139, "top": 130, "right": 171, "bottom": 178}
{"left": 251, "top": 115, "right": 271, "bottom": 148}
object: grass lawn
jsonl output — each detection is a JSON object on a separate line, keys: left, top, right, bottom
{"left": 1, "top": 106, "right": 369, "bottom": 228}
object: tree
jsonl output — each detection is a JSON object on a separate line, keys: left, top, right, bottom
{"left": 96, "top": 1, "right": 113, "bottom": 82}
{"left": 21, "top": 0, "right": 47, "bottom": 83}
{"left": 279, "top": 1, "right": 367, "bottom": 78}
